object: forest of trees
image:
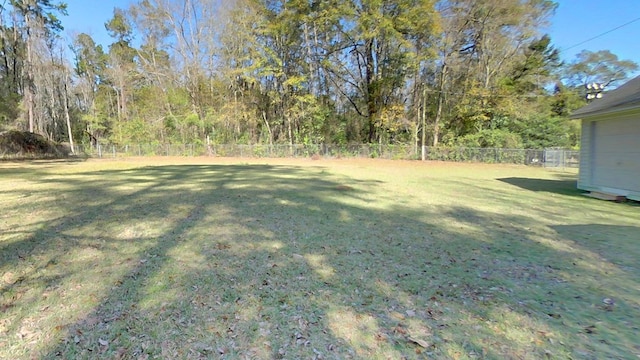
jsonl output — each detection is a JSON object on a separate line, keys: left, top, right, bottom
{"left": 0, "top": 0, "right": 638, "bottom": 151}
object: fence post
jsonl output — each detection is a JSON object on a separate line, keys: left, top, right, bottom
{"left": 112, "top": 145, "right": 116, "bottom": 158}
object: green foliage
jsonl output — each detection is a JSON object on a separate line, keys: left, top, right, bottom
{"left": 453, "top": 128, "right": 524, "bottom": 149}
{"left": 113, "top": 118, "right": 156, "bottom": 144}
{"left": 0, "top": 92, "right": 21, "bottom": 129}
{"left": 565, "top": 50, "right": 639, "bottom": 89}
{"left": 550, "top": 82, "right": 585, "bottom": 117}
{"left": 505, "top": 34, "right": 562, "bottom": 94}
{"left": 72, "top": 33, "right": 108, "bottom": 80}
{"left": 347, "top": 0, "right": 439, "bottom": 142}
{"left": 508, "top": 114, "right": 579, "bottom": 149}
{"left": 11, "top": 0, "right": 68, "bottom": 34}
{"left": 4, "top": 0, "right": 634, "bottom": 150}
{"left": 105, "top": 8, "right": 133, "bottom": 43}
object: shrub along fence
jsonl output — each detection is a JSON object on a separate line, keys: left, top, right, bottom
{"left": 71, "top": 143, "right": 579, "bottom": 167}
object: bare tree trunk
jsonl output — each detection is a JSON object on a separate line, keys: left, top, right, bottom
{"left": 262, "top": 111, "right": 273, "bottom": 146}
{"left": 115, "top": 88, "right": 122, "bottom": 120}
{"left": 433, "top": 63, "right": 447, "bottom": 147}
{"left": 287, "top": 113, "right": 293, "bottom": 154}
{"left": 48, "top": 77, "right": 58, "bottom": 139}
{"left": 303, "top": 22, "right": 315, "bottom": 96}
{"left": 413, "top": 100, "right": 419, "bottom": 158}
{"left": 25, "top": 17, "right": 34, "bottom": 133}
{"left": 26, "top": 84, "right": 34, "bottom": 132}
{"left": 365, "top": 39, "right": 377, "bottom": 143}
{"left": 63, "top": 72, "right": 74, "bottom": 154}
{"left": 421, "top": 86, "right": 427, "bottom": 160}
{"left": 119, "top": 77, "right": 127, "bottom": 120}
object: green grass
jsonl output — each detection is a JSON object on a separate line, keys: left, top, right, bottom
{"left": 1, "top": 158, "right": 639, "bottom": 359}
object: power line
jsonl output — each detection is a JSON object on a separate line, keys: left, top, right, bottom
{"left": 560, "top": 16, "right": 640, "bottom": 53}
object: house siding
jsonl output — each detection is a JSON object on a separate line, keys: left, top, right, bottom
{"left": 579, "top": 111, "right": 640, "bottom": 198}
{"left": 578, "top": 119, "right": 591, "bottom": 189}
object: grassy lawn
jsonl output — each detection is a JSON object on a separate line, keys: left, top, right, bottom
{"left": 1, "top": 158, "right": 639, "bottom": 359}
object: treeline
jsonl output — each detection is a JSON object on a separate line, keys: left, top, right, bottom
{"left": 0, "top": 0, "right": 638, "bottom": 150}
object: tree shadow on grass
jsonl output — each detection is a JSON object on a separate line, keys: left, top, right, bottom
{"left": 1, "top": 164, "right": 381, "bottom": 358}
{"left": 497, "top": 176, "right": 582, "bottom": 197}
{"left": 551, "top": 224, "right": 640, "bottom": 275}
{"left": 434, "top": 207, "right": 640, "bottom": 358}
{"left": 1, "top": 163, "right": 639, "bottom": 359}
{"left": 0, "top": 157, "right": 86, "bottom": 165}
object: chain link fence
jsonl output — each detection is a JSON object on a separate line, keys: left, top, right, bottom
{"left": 542, "top": 148, "right": 580, "bottom": 169}
{"left": 67, "top": 143, "right": 580, "bottom": 167}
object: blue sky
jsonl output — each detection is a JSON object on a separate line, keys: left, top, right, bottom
{"left": 63, "top": 0, "right": 130, "bottom": 48}
{"left": 63, "top": 0, "right": 640, "bottom": 69}
{"left": 547, "top": 0, "right": 640, "bottom": 67}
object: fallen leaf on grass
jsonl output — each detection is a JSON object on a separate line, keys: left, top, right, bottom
{"left": 115, "top": 347, "right": 127, "bottom": 359}
{"left": 393, "top": 324, "right": 407, "bottom": 335}
{"left": 215, "top": 243, "right": 231, "bottom": 250}
{"left": 583, "top": 325, "right": 596, "bottom": 334}
{"left": 2, "top": 272, "right": 16, "bottom": 284}
{"left": 17, "top": 328, "right": 35, "bottom": 340}
{"left": 84, "top": 316, "right": 100, "bottom": 328}
{"left": 390, "top": 311, "right": 405, "bottom": 321}
{"left": 537, "top": 330, "right": 554, "bottom": 339}
{"left": 193, "top": 342, "right": 213, "bottom": 352}
{"left": 407, "top": 336, "right": 430, "bottom": 348}
{"left": 374, "top": 332, "right": 389, "bottom": 342}
{"left": 601, "top": 298, "right": 615, "bottom": 311}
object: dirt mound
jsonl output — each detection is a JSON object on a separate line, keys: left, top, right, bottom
{"left": 0, "top": 130, "right": 70, "bottom": 159}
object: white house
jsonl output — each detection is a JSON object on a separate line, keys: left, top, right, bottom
{"left": 570, "top": 76, "right": 640, "bottom": 201}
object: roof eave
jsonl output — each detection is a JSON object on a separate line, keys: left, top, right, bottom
{"left": 570, "top": 103, "right": 640, "bottom": 119}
